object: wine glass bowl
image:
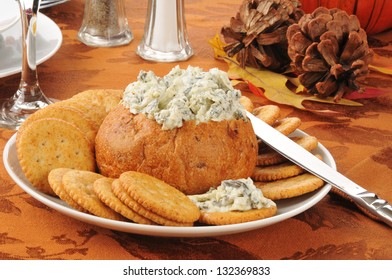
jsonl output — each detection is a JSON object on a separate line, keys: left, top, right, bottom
{"left": 0, "top": 0, "right": 52, "bottom": 130}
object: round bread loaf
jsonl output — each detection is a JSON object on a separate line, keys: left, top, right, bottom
{"left": 95, "top": 104, "right": 258, "bottom": 195}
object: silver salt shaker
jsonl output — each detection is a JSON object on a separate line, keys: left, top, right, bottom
{"left": 136, "top": 0, "right": 193, "bottom": 62}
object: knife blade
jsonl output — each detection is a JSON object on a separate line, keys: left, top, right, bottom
{"left": 247, "top": 112, "right": 392, "bottom": 228}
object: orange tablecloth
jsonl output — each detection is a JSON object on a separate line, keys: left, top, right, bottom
{"left": 0, "top": 0, "right": 391, "bottom": 260}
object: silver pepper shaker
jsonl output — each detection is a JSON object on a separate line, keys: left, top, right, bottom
{"left": 77, "top": 0, "right": 133, "bottom": 47}
{"left": 136, "top": 0, "right": 193, "bottom": 62}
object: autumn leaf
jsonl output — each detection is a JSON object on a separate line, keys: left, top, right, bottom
{"left": 369, "top": 53, "right": 392, "bottom": 75}
{"left": 208, "top": 34, "right": 228, "bottom": 60}
{"left": 369, "top": 64, "right": 392, "bottom": 75}
{"left": 246, "top": 80, "right": 264, "bottom": 97}
{"left": 227, "top": 60, "right": 362, "bottom": 111}
{"left": 208, "top": 33, "right": 364, "bottom": 111}
{"left": 344, "top": 87, "right": 390, "bottom": 100}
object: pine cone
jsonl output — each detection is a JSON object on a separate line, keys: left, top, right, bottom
{"left": 287, "top": 7, "right": 373, "bottom": 102}
{"left": 221, "top": 0, "right": 304, "bottom": 72}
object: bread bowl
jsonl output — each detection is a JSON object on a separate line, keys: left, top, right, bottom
{"left": 95, "top": 66, "right": 258, "bottom": 194}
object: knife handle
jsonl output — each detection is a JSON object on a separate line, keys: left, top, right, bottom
{"left": 353, "top": 191, "right": 392, "bottom": 228}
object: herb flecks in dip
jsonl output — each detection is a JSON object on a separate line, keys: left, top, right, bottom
{"left": 188, "top": 178, "right": 276, "bottom": 213}
{"left": 122, "top": 66, "right": 247, "bottom": 130}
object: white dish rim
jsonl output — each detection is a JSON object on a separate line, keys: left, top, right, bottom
{"left": 3, "top": 130, "right": 334, "bottom": 238}
{"left": 0, "top": 12, "right": 62, "bottom": 78}
{"left": 0, "top": 0, "right": 20, "bottom": 32}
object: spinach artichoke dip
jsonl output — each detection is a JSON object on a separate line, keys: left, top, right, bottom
{"left": 188, "top": 178, "right": 276, "bottom": 213}
{"left": 122, "top": 65, "right": 247, "bottom": 130}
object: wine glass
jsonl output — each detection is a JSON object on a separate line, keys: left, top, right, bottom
{"left": 0, "top": 0, "right": 52, "bottom": 130}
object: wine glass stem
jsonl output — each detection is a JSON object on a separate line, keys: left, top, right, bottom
{"left": 0, "top": 0, "right": 50, "bottom": 130}
{"left": 17, "top": 0, "right": 44, "bottom": 101}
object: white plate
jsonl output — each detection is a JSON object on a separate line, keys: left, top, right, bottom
{"left": 0, "top": 12, "right": 62, "bottom": 78}
{"left": 0, "top": 0, "right": 20, "bottom": 32}
{"left": 3, "top": 131, "right": 334, "bottom": 237}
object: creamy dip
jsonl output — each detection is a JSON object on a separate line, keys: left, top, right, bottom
{"left": 188, "top": 178, "right": 276, "bottom": 213}
{"left": 122, "top": 66, "right": 247, "bottom": 130}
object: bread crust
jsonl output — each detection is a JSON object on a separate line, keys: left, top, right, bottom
{"left": 95, "top": 105, "right": 258, "bottom": 195}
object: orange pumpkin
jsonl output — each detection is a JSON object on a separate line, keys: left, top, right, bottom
{"left": 300, "top": 0, "right": 392, "bottom": 34}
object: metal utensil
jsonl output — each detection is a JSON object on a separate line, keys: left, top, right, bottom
{"left": 247, "top": 112, "right": 392, "bottom": 228}
{"left": 40, "top": 0, "right": 69, "bottom": 9}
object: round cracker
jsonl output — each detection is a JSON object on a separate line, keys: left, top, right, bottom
{"left": 239, "top": 96, "right": 254, "bottom": 112}
{"left": 112, "top": 180, "right": 191, "bottom": 226}
{"left": 20, "top": 103, "right": 99, "bottom": 146}
{"left": 292, "top": 135, "right": 319, "bottom": 151}
{"left": 62, "top": 89, "right": 122, "bottom": 125}
{"left": 254, "top": 173, "right": 325, "bottom": 200}
{"left": 48, "top": 168, "right": 87, "bottom": 212}
{"left": 252, "top": 161, "right": 305, "bottom": 182}
{"left": 119, "top": 171, "right": 200, "bottom": 224}
{"left": 253, "top": 154, "right": 323, "bottom": 182}
{"left": 272, "top": 117, "right": 301, "bottom": 136}
{"left": 198, "top": 206, "right": 277, "bottom": 225}
{"left": 257, "top": 135, "right": 319, "bottom": 166}
{"left": 258, "top": 117, "right": 302, "bottom": 151}
{"left": 61, "top": 170, "right": 124, "bottom": 220}
{"left": 253, "top": 105, "right": 281, "bottom": 125}
{"left": 93, "top": 178, "right": 153, "bottom": 224}
{"left": 16, "top": 118, "right": 96, "bottom": 195}
{"left": 71, "top": 88, "right": 122, "bottom": 108}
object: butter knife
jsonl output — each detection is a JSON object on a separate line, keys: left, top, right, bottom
{"left": 247, "top": 112, "right": 392, "bottom": 228}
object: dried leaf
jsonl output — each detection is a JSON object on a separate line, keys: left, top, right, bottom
{"left": 247, "top": 80, "right": 265, "bottom": 97}
{"left": 368, "top": 53, "right": 392, "bottom": 75}
{"left": 209, "top": 33, "right": 363, "bottom": 111}
{"left": 208, "top": 34, "right": 228, "bottom": 60}
{"left": 231, "top": 79, "right": 242, "bottom": 87}
{"left": 344, "top": 87, "right": 390, "bottom": 100}
{"left": 368, "top": 64, "right": 392, "bottom": 75}
{"left": 226, "top": 61, "right": 362, "bottom": 111}
{"left": 295, "top": 83, "right": 305, "bottom": 93}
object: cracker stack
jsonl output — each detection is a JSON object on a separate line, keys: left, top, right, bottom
{"left": 16, "top": 89, "right": 122, "bottom": 195}
{"left": 250, "top": 104, "right": 325, "bottom": 200}
{"left": 48, "top": 169, "right": 201, "bottom": 226}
